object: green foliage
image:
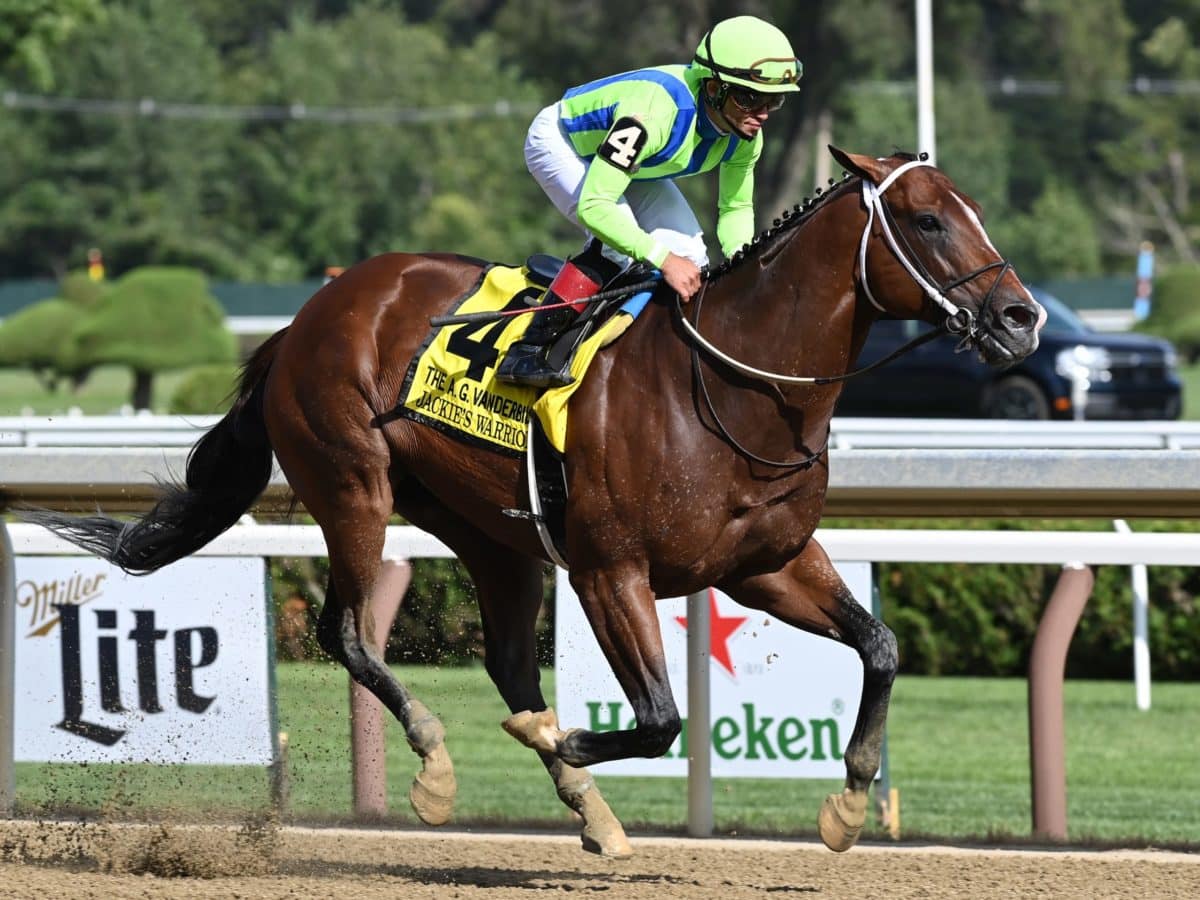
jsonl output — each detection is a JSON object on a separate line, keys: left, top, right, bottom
{"left": 67, "top": 266, "right": 235, "bottom": 373}
{"left": 881, "top": 562, "right": 1045, "bottom": 675}
{"left": 871, "top": 517, "right": 1200, "bottom": 680}
{"left": 266, "top": 551, "right": 555, "bottom": 667}
{"left": 1165, "top": 311, "right": 1200, "bottom": 364}
{"left": 390, "top": 558, "right": 481, "bottom": 664}
{"left": 2, "top": 0, "right": 1199, "bottom": 282}
{"left": 0, "top": 0, "right": 104, "bottom": 89}
{"left": 168, "top": 363, "right": 239, "bottom": 414}
{"left": 1139, "top": 264, "right": 1200, "bottom": 360}
{"left": 58, "top": 270, "right": 104, "bottom": 306}
{"left": 0, "top": 297, "right": 80, "bottom": 383}
{"left": 1146, "top": 263, "right": 1200, "bottom": 325}
{"left": 990, "top": 181, "right": 1104, "bottom": 281}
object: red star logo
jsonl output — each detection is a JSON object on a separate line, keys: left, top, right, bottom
{"left": 675, "top": 589, "right": 748, "bottom": 678}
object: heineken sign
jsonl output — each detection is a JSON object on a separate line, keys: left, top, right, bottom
{"left": 555, "top": 563, "right": 872, "bottom": 778}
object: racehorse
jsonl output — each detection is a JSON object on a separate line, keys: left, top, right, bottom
{"left": 26, "top": 148, "right": 1044, "bottom": 856}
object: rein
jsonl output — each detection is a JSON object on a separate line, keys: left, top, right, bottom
{"left": 681, "top": 285, "right": 948, "bottom": 470}
{"left": 678, "top": 158, "right": 1014, "bottom": 469}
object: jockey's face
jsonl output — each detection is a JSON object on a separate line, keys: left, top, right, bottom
{"left": 705, "top": 80, "right": 774, "bottom": 140}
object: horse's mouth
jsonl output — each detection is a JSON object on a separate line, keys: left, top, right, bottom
{"left": 975, "top": 330, "right": 1016, "bottom": 365}
{"left": 963, "top": 297, "right": 1044, "bottom": 367}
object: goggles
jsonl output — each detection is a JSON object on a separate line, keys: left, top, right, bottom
{"left": 696, "top": 34, "right": 803, "bottom": 86}
{"left": 727, "top": 86, "right": 787, "bottom": 113}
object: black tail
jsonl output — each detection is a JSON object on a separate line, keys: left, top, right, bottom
{"left": 21, "top": 329, "right": 289, "bottom": 574}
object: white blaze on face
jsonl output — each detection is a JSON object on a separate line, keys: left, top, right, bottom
{"left": 951, "top": 193, "right": 1047, "bottom": 341}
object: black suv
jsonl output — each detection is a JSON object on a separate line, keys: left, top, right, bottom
{"left": 835, "top": 288, "right": 1183, "bottom": 420}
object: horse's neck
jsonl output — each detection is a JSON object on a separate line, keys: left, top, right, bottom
{"left": 699, "top": 238, "right": 860, "bottom": 380}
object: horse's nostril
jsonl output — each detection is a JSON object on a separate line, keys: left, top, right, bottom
{"left": 1002, "top": 303, "right": 1036, "bottom": 331}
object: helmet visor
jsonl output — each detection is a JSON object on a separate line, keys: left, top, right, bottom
{"left": 720, "top": 56, "right": 802, "bottom": 86}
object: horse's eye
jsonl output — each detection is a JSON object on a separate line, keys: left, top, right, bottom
{"left": 916, "top": 215, "right": 941, "bottom": 233}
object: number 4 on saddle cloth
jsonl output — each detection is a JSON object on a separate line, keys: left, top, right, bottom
{"left": 392, "top": 254, "right": 658, "bottom": 566}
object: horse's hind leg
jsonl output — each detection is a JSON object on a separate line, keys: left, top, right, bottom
{"left": 314, "top": 509, "right": 456, "bottom": 826}
{"left": 722, "top": 539, "right": 898, "bottom": 853}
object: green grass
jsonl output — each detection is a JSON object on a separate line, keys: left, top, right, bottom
{"left": 0, "top": 366, "right": 189, "bottom": 415}
{"left": 14, "top": 665, "right": 1200, "bottom": 847}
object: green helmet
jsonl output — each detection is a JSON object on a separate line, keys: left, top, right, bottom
{"left": 693, "top": 16, "right": 802, "bottom": 93}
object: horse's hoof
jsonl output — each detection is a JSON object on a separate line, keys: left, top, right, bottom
{"left": 410, "top": 743, "right": 456, "bottom": 826}
{"left": 818, "top": 788, "right": 868, "bottom": 852}
{"left": 581, "top": 822, "right": 633, "bottom": 859}
{"left": 501, "top": 708, "right": 564, "bottom": 753}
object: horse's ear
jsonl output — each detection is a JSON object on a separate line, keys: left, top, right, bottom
{"left": 827, "top": 146, "right": 890, "bottom": 185}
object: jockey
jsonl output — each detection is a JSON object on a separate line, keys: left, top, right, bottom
{"left": 496, "top": 15, "right": 802, "bottom": 388}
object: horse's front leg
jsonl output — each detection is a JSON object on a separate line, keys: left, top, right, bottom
{"left": 722, "top": 539, "right": 898, "bottom": 853}
{"left": 503, "top": 562, "right": 682, "bottom": 768}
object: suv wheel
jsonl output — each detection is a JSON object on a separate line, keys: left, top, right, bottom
{"left": 983, "top": 375, "right": 1051, "bottom": 419}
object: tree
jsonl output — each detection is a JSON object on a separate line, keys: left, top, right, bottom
{"left": 0, "top": 0, "right": 103, "bottom": 89}
{"left": 0, "top": 0, "right": 242, "bottom": 278}
{"left": 65, "top": 267, "right": 236, "bottom": 409}
{"left": 223, "top": 6, "right": 556, "bottom": 271}
{"left": 991, "top": 180, "right": 1104, "bottom": 281}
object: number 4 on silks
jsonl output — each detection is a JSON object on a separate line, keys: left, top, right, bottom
{"left": 598, "top": 116, "right": 648, "bottom": 172}
{"left": 447, "top": 287, "right": 541, "bottom": 381}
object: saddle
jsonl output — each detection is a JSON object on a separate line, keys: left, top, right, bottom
{"left": 391, "top": 250, "right": 659, "bottom": 569}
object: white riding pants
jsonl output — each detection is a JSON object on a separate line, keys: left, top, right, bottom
{"left": 523, "top": 103, "right": 710, "bottom": 268}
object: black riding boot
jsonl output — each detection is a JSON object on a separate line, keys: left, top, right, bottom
{"left": 495, "top": 303, "right": 580, "bottom": 388}
{"left": 496, "top": 241, "right": 623, "bottom": 388}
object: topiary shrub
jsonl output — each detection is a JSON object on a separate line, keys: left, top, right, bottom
{"left": 0, "top": 299, "right": 84, "bottom": 388}
{"left": 168, "top": 363, "right": 240, "bottom": 414}
{"left": 59, "top": 270, "right": 106, "bottom": 307}
{"left": 66, "top": 266, "right": 236, "bottom": 409}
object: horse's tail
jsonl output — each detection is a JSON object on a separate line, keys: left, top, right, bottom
{"left": 23, "top": 328, "right": 289, "bottom": 574}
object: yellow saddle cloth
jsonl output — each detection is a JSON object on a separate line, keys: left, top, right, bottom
{"left": 398, "top": 264, "right": 630, "bottom": 456}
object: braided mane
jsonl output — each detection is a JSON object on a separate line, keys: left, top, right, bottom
{"left": 707, "top": 151, "right": 922, "bottom": 283}
{"left": 706, "top": 171, "right": 855, "bottom": 283}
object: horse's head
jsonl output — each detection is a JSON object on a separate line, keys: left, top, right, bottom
{"left": 829, "top": 146, "right": 1045, "bottom": 366}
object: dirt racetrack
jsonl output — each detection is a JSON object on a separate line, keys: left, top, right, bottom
{"left": 1, "top": 819, "right": 1198, "bottom": 899}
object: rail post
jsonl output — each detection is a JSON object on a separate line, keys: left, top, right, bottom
{"left": 350, "top": 557, "right": 411, "bottom": 818}
{"left": 1028, "top": 562, "right": 1093, "bottom": 841}
{"left": 686, "top": 588, "right": 713, "bottom": 836}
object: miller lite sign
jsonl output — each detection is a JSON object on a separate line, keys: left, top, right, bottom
{"left": 13, "top": 556, "right": 274, "bottom": 765}
{"left": 555, "top": 563, "right": 872, "bottom": 778}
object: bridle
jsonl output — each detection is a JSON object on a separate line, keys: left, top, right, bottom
{"left": 859, "top": 158, "right": 1013, "bottom": 357}
{"left": 678, "top": 157, "right": 1016, "bottom": 469}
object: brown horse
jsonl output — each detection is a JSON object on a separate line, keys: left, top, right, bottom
{"left": 27, "top": 148, "right": 1044, "bottom": 856}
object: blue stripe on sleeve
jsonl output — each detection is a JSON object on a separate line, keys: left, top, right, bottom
{"left": 561, "top": 104, "right": 617, "bottom": 135}
{"left": 561, "top": 68, "right": 697, "bottom": 166}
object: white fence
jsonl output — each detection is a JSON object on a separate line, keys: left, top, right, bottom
{"left": 3, "top": 413, "right": 1200, "bottom": 450}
